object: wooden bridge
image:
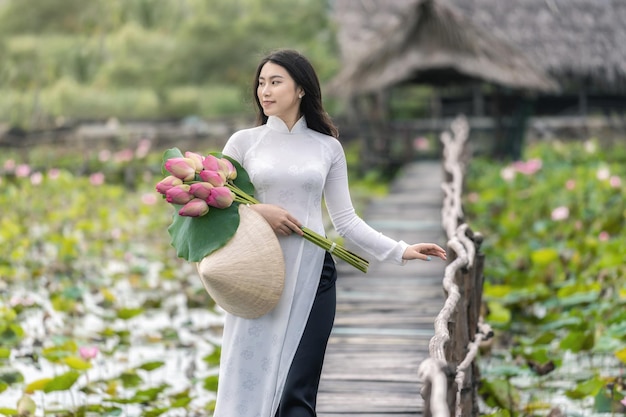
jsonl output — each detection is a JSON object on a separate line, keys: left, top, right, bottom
{"left": 318, "top": 116, "right": 487, "bottom": 417}
{"left": 318, "top": 160, "right": 448, "bottom": 416}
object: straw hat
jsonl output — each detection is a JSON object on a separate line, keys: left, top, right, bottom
{"left": 196, "top": 204, "right": 285, "bottom": 319}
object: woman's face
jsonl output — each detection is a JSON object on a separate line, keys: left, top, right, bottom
{"left": 257, "top": 61, "right": 303, "bottom": 126}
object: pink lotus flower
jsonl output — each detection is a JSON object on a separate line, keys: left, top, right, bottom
{"left": 15, "top": 164, "right": 31, "bottom": 177}
{"left": 135, "top": 139, "right": 152, "bottom": 159}
{"left": 166, "top": 184, "right": 194, "bottom": 204}
{"left": 179, "top": 198, "right": 210, "bottom": 217}
{"left": 30, "top": 172, "right": 43, "bottom": 185}
{"left": 141, "top": 193, "right": 157, "bottom": 205}
{"left": 156, "top": 175, "right": 183, "bottom": 195}
{"left": 609, "top": 176, "right": 621, "bottom": 188}
{"left": 551, "top": 206, "right": 570, "bottom": 221}
{"left": 189, "top": 182, "right": 214, "bottom": 200}
{"left": 89, "top": 172, "right": 105, "bottom": 186}
{"left": 199, "top": 169, "right": 225, "bottom": 187}
{"left": 48, "top": 168, "right": 60, "bottom": 180}
{"left": 4, "top": 159, "right": 15, "bottom": 171}
{"left": 79, "top": 346, "right": 99, "bottom": 360}
{"left": 218, "top": 158, "right": 237, "bottom": 180}
{"left": 565, "top": 179, "right": 576, "bottom": 190}
{"left": 114, "top": 149, "right": 135, "bottom": 163}
{"left": 202, "top": 154, "right": 221, "bottom": 172}
{"left": 512, "top": 159, "right": 542, "bottom": 176}
{"left": 598, "top": 231, "right": 610, "bottom": 241}
{"left": 207, "top": 187, "right": 235, "bottom": 209}
{"left": 165, "top": 157, "right": 197, "bottom": 181}
{"left": 185, "top": 151, "right": 204, "bottom": 172}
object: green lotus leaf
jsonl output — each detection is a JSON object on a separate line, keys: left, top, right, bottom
{"left": 162, "top": 148, "right": 256, "bottom": 262}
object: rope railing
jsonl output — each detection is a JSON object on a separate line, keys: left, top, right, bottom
{"left": 418, "top": 115, "right": 493, "bottom": 417}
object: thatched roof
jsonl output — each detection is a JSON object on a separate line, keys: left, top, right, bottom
{"left": 330, "top": 0, "right": 626, "bottom": 96}
{"left": 449, "top": 0, "right": 626, "bottom": 92}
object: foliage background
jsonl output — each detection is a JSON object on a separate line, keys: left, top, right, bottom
{"left": 0, "top": 0, "right": 339, "bottom": 129}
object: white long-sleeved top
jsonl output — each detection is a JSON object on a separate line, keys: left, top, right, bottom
{"left": 214, "top": 116, "right": 408, "bottom": 416}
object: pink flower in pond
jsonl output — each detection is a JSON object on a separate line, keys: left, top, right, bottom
{"left": 413, "top": 136, "right": 430, "bottom": 151}
{"left": 621, "top": 397, "right": 626, "bottom": 407}
{"left": 135, "top": 139, "right": 152, "bottom": 159}
{"left": 48, "top": 168, "right": 60, "bottom": 180}
{"left": 565, "top": 179, "right": 576, "bottom": 190}
{"left": 609, "top": 176, "right": 621, "bottom": 188}
{"left": 89, "top": 172, "right": 105, "bottom": 186}
{"left": 79, "top": 346, "right": 99, "bottom": 360}
{"left": 30, "top": 172, "right": 43, "bottom": 185}
{"left": 512, "top": 158, "right": 542, "bottom": 175}
{"left": 4, "top": 159, "right": 15, "bottom": 171}
{"left": 575, "top": 221, "right": 583, "bottom": 230}
{"left": 500, "top": 166, "right": 516, "bottom": 182}
{"left": 141, "top": 193, "right": 157, "bottom": 205}
{"left": 598, "top": 231, "right": 610, "bottom": 241}
{"left": 114, "top": 149, "right": 134, "bottom": 163}
{"left": 596, "top": 167, "right": 610, "bottom": 180}
{"left": 178, "top": 198, "right": 209, "bottom": 217}
{"left": 551, "top": 206, "right": 569, "bottom": 221}
{"left": 15, "top": 164, "right": 31, "bottom": 177}
{"left": 99, "top": 149, "right": 111, "bottom": 162}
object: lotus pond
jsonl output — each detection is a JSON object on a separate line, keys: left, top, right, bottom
{"left": 465, "top": 138, "right": 626, "bottom": 416}
{"left": 0, "top": 142, "right": 225, "bottom": 416}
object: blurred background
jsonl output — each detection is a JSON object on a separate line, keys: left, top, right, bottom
{"left": 1, "top": 0, "right": 625, "bottom": 416}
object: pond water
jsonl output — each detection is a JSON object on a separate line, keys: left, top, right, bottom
{"left": 1, "top": 259, "right": 225, "bottom": 416}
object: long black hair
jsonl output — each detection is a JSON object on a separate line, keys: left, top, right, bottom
{"left": 253, "top": 49, "right": 339, "bottom": 138}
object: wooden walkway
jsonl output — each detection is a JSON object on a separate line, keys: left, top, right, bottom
{"left": 318, "top": 160, "right": 447, "bottom": 416}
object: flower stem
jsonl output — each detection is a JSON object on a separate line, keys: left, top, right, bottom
{"left": 226, "top": 182, "right": 369, "bottom": 273}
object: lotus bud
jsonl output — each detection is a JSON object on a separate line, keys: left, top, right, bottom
{"left": 185, "top": 151, "right": 205, "bottom": 172}
{"left": 156, "top": 175, "right": 183, "bottom": 195}
{"left": 78, "top": 346, "right": 99, "bottom": 360}
{"left": 202, "top": 154, "right": 221, "bottom": 172}
{"left": 189, "top": 182, "right": 214, "bottom": 200}
{"left": 17, "top": 394, "right": 36, "bottom": 417}
{"left": 199, "top": 169, "right": 226, "bottom": 187}
{"left": 179, "top": 198, "right": 210, "bottom": 217}
{"left": 207, "top": 187, "right": 235, "bottom": 209}
{"left": 218, "top": 158, "right": 237, "bottom": 180}
{"left": 165, "top": 157, "right": 197, "bottom": 181}
{"left": 166, "top": 184, "right": 194, "bottom": 204}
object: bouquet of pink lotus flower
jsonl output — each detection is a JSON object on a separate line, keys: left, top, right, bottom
{"left": 156, "top": 147, "right": 369, "bottom": 273}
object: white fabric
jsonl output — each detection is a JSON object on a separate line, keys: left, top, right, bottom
{"left": 215, "top": 116, "right": 409, "bottom": 417}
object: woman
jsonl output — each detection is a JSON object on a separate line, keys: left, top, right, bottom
{"left": 218, "top": 49, "right": 446, "bottom": 417}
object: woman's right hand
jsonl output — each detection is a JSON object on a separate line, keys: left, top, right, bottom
{"left": 249, "top": 204, "right": 304, "bottom": 237}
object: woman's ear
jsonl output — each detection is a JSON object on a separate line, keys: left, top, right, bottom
{"left": 297, "top": 87, "right": 305, "bottom": 99}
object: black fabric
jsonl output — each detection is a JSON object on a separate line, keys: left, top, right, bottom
{"left": 275, "top": 251, "right": 337, "bottom": 417}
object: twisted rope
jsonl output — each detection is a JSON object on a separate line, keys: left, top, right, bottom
{"left": 418, "top": 115, "right": 492, "bottom": 416}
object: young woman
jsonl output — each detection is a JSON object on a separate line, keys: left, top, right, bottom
{"left": 218, "top": 49, "right": 446, "bottom": 417}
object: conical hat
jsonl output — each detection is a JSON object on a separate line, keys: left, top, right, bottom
{"left": 196, "top": 204, "right": 285, "bottom": 319}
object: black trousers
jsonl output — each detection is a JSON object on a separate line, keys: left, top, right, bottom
{"left": 275, "top": 252, "right": 337, "bottom": 417}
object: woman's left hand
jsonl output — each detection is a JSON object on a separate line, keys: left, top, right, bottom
{"left": 402, "top": 243, "right": 447, "bottom": 261}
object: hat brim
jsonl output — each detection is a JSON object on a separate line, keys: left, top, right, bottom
{"left": 196, "top": 204, "right": 285, "bottom": 319}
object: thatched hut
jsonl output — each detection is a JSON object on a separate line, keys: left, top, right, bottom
{"left": 330, "top": 0, "right": 626, "bottom": 161}
{"left": 329, "top": 0, "right": 558, "bottom": 95}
